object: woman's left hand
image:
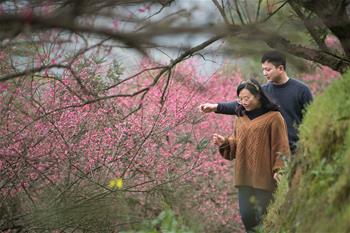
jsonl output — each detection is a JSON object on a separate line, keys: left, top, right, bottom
{"left": 273, "top": 171, "right": 282, "bottom": 183}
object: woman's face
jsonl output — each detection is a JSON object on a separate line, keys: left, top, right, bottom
{"left": 238, "top": 88, "right": 261, "bottom": 111}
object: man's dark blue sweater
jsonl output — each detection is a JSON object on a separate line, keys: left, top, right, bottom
{"left": 216, "top": 78, "right": 313, "bottom": 153}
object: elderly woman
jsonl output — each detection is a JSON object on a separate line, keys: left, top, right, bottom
{"left": 213, "top": 79, "right": 290, "bottom": 232}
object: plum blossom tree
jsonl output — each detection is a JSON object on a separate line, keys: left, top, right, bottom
{"left": 0, "top": 42, "right": 246, "bottom": 231}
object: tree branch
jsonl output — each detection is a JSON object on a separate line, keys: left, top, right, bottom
{"left": 0, "top": 64, "right": 68, "bottom": 82}
{"left": 294, "top": 0, "right": 350, "bottom": 58}
{"left": 289, "top": 1, "right": 330, "bottom": 52}
{"left": 212, "top": 0, "right": 230, "bottom": 24}
{"left": 227, "top": 24, "right": 350, "bottom": 73}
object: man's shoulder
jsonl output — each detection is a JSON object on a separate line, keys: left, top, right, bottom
{"left": 262, "top": 79, "right": 311, "bottom": 93}
{"left": 289, "top": 78, "right": 310, "bottom": 90}
{"left": 261, "top": 83, "right": 270, "bottom": 89}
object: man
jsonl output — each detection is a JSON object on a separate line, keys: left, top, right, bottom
{"left": 200, "top": 51, "right": 313, "bottom": 153}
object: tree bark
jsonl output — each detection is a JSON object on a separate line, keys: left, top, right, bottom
{"left": 294, "top": 0, "right": 350, "bottom": 60}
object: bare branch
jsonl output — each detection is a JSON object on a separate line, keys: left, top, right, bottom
{"left": 104, "top": 66, "right": 167, "bottom": 91}
{"left": 212, "top": 0, "right": 230, "bottom": 24}
{"left": 234, "top": 0, "right": 245, "bottom": 24}
{"left": 0, "top": 64, "right": 68, "bottom": 82}
{"left": 160, "top": 69, "right": 171, "bottom": 105}
{"left": 256, "top": 0, "right": 263, "bottom": 22}
{"left": 261, "top": 0, "right": 290, "bottom": 23}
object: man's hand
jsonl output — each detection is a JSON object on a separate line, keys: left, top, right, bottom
{"left": 213, "top": 133, "right": 225, "bottom": 146}
{"left": 199, "top": 103, "right": 218, "bottom": 113}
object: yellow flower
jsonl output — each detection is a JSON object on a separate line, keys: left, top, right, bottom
{"left": 116, "top": 178, "right": 123, "bottom": 189}
{"left": 108, "top": 179, "right": 116, "bottom": 189}
{"left": 108, "top": 178, "right": 123, "bottom": 189}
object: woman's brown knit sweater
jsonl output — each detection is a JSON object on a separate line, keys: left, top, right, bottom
{"left": 220, "top": 111, "right": 290, "bottom": 192}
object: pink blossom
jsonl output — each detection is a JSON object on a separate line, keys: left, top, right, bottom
{"left": 325, "top": 34, "right": 341, "bottom": 50}
{"left": 0, "top": 51, "right": 6, "bottom": 60}
{"left": 0, "top": 83, "right": 8, "bottom": 92}
{"left": 112, "top": 18, "right": 120, "bottom": 29}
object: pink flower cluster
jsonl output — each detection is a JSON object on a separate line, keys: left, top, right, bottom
{"left": 0, "top": 55, "right": 244, "bottom": 231}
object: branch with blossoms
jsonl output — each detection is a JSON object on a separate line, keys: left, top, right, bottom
{"left": 0, "top": 34, "right": 222, "bottom": 147}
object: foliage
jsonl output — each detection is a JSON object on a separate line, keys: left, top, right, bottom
{"left": 262, "top": 70, "right": 350, "bottom": 232}
{"left": 121, "top": 209, "right": 194, "bottom": 233}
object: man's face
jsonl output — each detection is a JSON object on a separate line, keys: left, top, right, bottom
{"left": 261, "top": 61, "right": 283, "bottom": 83}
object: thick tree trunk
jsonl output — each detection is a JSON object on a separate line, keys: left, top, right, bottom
{"left": 294, "top": 0, "right": 350, "bottom": 64}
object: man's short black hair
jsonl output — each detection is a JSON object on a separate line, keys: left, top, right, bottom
{"left": 261, "top": 51, "right": 286, "bottom": 70}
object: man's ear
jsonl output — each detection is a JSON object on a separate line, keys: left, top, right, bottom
{"left": 278, "top": 65, "right": 285, "bottom": 72}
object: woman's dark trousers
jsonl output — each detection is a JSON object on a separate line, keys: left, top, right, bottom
{"left": 238, "top": 186, "right": 273, "bottom": 232}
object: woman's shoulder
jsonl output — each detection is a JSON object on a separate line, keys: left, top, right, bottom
{"left": 265, "top": 111, "right": 284, "bottom": 121}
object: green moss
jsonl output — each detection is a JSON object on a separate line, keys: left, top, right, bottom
{"left": 262, "top": 71, "right": 350, "bottom": 233}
